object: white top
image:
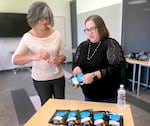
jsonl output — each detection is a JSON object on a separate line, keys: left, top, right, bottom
{"left": 12, "top": 30, "right": 65, "bottom": 81}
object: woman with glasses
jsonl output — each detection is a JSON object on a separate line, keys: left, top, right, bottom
{"left": 72, "top": 15, "right": 125, "bottom": 103}
{"left": 12, "top": 1, "right": 66, "bottom": 105}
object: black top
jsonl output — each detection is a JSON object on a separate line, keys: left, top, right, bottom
{"left": 73, "top": 38, "right": 125, "bottom": 100}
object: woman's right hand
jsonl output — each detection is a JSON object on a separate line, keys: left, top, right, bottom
{"left": 72, "top": 66, "right": 82, "bottom": 75}
{"left": 33, "top": 52, "right": 50, "bottom": 61}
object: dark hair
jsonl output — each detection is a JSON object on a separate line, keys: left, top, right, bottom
{"left": 26, "top": 1, "right": 54, "bottom": 27}
{"left": 85, "top": 15, "right": 109, "bottom": 40}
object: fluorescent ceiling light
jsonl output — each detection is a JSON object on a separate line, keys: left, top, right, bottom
{"left": 128, "top": 0, "right": 147, "bottom": 5}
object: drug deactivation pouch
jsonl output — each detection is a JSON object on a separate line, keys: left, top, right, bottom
{"left": 79, "top": 109, "right": 93, "bottom": 126}
{"left": 48, "top": 110, "right": 70, "bottom": 125}
{"left": 108, "top": 112, "right": 123, "bottom": 126}
{"left": 93, "top": 111, "right": 108, "bottom": 126}
{"left": 66, "top": 110, "right": 80, "bottom": 126}
{"left": 68, "top": 72, "right": 84, "bottom": 89}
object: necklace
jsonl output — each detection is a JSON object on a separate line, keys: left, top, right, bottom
{"left": 87, "top": 41, "right": 101, "bottom": 60}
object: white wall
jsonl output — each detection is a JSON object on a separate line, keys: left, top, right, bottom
{"left": 77, "top": 0, "right": 122, "bottom": 45}
{"left": 0, "top": 0, "right": 72, "bottom": 71}
{"left": 77, "top": 0, "right": 122, "bottom": 14}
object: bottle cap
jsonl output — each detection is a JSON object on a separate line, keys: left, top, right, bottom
{"left": 120, "top": 84, "right": 124, "bottom": 88}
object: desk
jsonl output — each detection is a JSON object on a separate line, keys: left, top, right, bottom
{"left": 125, "top": 57, "right": 150, "bottom": 96}
{"left": 24, "top": 99, "right": 134, "bottom": 126}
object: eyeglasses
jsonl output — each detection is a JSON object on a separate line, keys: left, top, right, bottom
{"left": 84, "top": 27, "right": 97, "bottom": 34}
{"left": 40, "top": 17, "right": 50, "bottom": 22}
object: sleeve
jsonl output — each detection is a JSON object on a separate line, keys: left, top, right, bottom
{"left": 72, "top": 41, "right": 88, "bottom": 70}
{"left": 100, "top": 38, "right": 125, "bottom": 77}
{"left": 72, "top": 44, "right": 80, "bottom": 70}
{"left": 12, "top": 34, "right": 30, "bottom": 62}
{"left": 13, "top": 34, "right": 29, "bottom": 56}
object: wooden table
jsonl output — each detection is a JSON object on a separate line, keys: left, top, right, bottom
{"left": 24, "top": 99, "right": 134, "bottom": 126}
{"left": 125, "top": 57, "right": 150, "bottom": 95}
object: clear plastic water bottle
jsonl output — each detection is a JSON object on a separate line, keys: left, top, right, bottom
{"left": 51, "top": 66, "right": 58, "bottom": 74}
{"left": 47, "top": 58, "right": 59, "bottom": 74}
{"left": 117, "top": 84, "right": 126, "bottom": 109}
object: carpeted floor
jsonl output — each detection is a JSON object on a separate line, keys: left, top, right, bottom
{"left": 11, "top": 89, "right": 36, "bottom": 125}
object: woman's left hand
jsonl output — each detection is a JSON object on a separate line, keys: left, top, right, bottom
{"left": 51, "top": 56, "right": 60, "bottom": 66}
{"left": 82, "top": 73, "right": 93, "bottom": 84}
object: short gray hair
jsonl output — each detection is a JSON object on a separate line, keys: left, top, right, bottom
{"left": 26, "top": 1, "right": 54, "bottom": 28}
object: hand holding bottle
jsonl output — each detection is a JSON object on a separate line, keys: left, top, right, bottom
{"left": 47, "top": 55, "right": 59, "bottom": 74}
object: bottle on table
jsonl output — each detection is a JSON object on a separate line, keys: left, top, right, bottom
{"left": 117, "top": 84, "right": 126, "bottom": 109}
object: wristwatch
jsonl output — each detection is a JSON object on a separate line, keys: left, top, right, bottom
{"left": 92, "top": 72, "right": 97, "bottom": 81}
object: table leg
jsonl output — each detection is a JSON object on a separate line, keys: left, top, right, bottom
{"left": 132, "top": 63, "right": 136, "bottom": 93}
{"left": 137, "top": 64, "right": 141, "bottom": 96}
{"left": 146, "top": 67, "right": 149, "bottom": 87}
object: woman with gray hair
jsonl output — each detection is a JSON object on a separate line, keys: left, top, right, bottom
{"left": 12, "top": 1, "right": 66, "bottom": 105}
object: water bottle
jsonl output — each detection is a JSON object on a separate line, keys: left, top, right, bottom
{"left": 47, "top": 58, "right": 59, "bottom": 74}
{"left": 117, "top": 84, "right": 126, "bottom": 109}
{"left": 51, "top": 66, "right": 58, "bottom": 74}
